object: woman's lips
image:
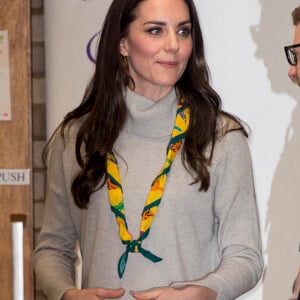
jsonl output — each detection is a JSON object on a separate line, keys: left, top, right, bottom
{"left": 157, "top": 61, "right": 178, "bottom": 67}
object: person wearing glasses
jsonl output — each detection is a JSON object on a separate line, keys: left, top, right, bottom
{"left": 285, "top": 6, "right": 300, "bottom": 85}
{"left": 284, "top": 5, "right": 300, "bottom": 300}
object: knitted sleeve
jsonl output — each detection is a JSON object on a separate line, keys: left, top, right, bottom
{"left": 171, "top": 130, "right": 264, "bottom": 300}
{"left": 33, "top": 131, "right": 78, "bottom": 300}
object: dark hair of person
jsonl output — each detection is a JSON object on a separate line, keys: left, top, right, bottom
{"left": 292, "top": 6, "right": 300, "bottom": 25}
{"left": 46, "top": 0, "right": 246, "bottom": 208}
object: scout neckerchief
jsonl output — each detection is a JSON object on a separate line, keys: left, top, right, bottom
{"left": 106, "top": 98, "right": 190, "bottom": 278}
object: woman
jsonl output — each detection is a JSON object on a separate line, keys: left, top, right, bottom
{"left": 33, "top": 0, "right": 263, "bottom": 299}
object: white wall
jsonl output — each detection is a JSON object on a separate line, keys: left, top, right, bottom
{"left": 44, "top": 1, "right": 300, "bottom": 299}
{"left": 195, "top": 1, "right": 300, "bottom": 299}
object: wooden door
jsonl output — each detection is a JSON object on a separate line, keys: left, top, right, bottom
{"left": 0, "top": 1, "right": 33, "bottom": 299}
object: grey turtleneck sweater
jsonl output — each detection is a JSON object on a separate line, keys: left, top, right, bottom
{"left": 33, "top": 88, "right": 263, "bottom": 300}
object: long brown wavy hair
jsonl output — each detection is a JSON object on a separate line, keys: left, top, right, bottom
{"left": 46, "top": 0, "right": 246, "bottom": 208}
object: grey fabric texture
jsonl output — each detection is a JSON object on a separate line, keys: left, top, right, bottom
{"left": 33, "top": 88, "right": 263, "bottom": 300}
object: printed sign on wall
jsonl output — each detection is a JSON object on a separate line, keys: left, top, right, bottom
{"left": 0, "top": 169, "right": 30, "bottom": 186}
{"left": 0, "top": 30, "right": 11, "bottom": 120}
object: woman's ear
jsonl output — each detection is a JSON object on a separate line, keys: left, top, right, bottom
{"left": 119, "top": 38, "right": 129, "bottom": 56}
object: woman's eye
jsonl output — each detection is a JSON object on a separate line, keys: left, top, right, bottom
{"left": 178, "top": 27, "right": 191, "bottom": 37}
{"left": 147, "top": 27, "right": 162, "bottom": 35}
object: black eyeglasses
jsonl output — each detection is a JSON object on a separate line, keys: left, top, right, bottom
{"left": 284, "top": 43, "right": 300, "bottom": 66}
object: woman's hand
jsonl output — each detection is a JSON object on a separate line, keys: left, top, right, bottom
{"left": 130, "top": 285, "right": 217, "bottom": 300}
{"left": 62, "top": 288, "right": 125, "bottom": 300}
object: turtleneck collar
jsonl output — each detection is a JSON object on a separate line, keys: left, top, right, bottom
{"left": 123, "top": 88, "right": 179, "bottom": 138}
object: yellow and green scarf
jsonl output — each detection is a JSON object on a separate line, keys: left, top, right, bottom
{"left": 106, "top": 98, "right": 190, "bottom": 278}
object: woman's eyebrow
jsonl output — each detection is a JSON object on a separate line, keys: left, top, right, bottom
{"left": 143, "top": 20, "right": 191, "bottom": 26}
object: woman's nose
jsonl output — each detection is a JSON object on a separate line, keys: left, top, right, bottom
{"left": 165, "top": 32, "right": 180, "bottom": 52}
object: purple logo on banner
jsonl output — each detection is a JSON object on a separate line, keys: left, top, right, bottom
{"left": 87, "top": 31, "right": 101, "bottom": 64}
